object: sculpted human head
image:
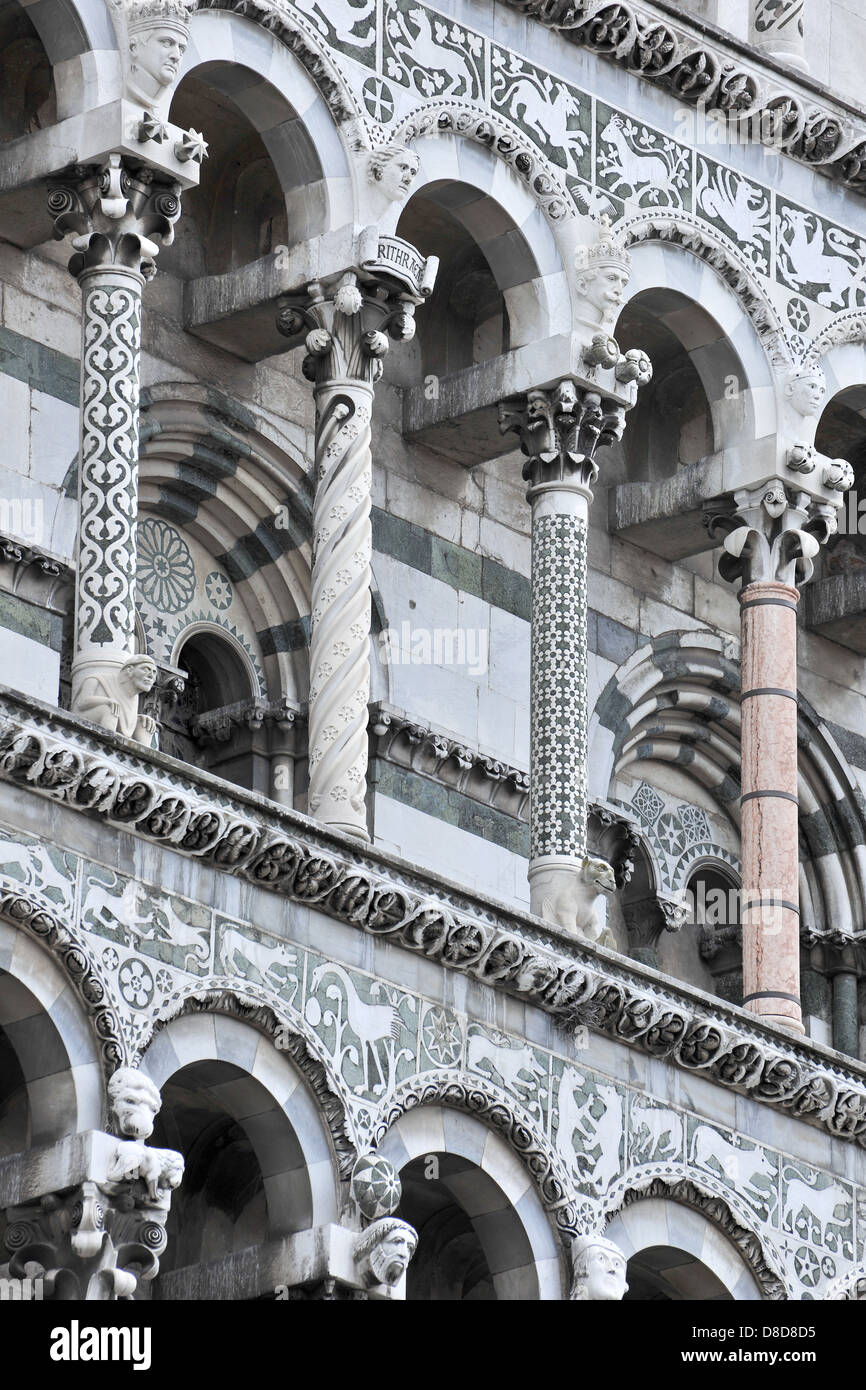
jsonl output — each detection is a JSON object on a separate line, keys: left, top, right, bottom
{"left": 353, "top": 1218, "right": 418, "bottom": 1288}
{"left": 368, "top": 146, "right": 420, "bottom": 203}
{"left": 120, "top": 655, "right": 158, "bottom": 695}
{"left": 130, "top": 25, "right": 186, "bottom": 88}
{"left": 571, "top": 1234, "right": 629, "bottom": 1301}
{"left": 124, "top": 0, "right": 194, "bottom": 103}
{"left": 784, "top": 366, "right": 826, "bottom": 419}
{"left": 576, "top": 265, "right": 630, "bottom": 322}
{"left": 107, "top": 1067, "right": 163, "bottom": 1140}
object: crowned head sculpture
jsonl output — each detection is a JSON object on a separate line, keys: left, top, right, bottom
{"left": 118, "top": 0, "right": 196, "bottom": 112}
{"left": 570, "top": 1233, "right": 629, "bottom": 1301}
{"left": 783, "top": 364, "right": 826, "bottom": 424}
{"left": 574, "top": 217, "right": 632, "bottom": 332}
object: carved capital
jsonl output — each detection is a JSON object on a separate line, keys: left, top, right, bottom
{"left": 499, "top": 380, "right": 629, "bottom": 496}
{"left": 276, "top": 275, "right": 420, "bottom": 388}
{"left": 624, "top": 894, "right": 689, "bottom": 952}
{"left": 705, "top": 482, "right": 837, "bottom": 587}
{"left": 48, "top": 157, "right": 183, "bottom": 281}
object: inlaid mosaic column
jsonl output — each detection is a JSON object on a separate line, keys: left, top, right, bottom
{"left": 277, "top": 253, "right": 434, "bottom": 839}
{"left": 49, "top": 159, "right": 184, "bottom": 743}
{"left": 750, "top": 0, "right": 807, "bottom": 71}
{"left": 709, "top": 482, "right": 833, "bottom": 1034}
{"left": 498, "top": 223, "right": 651, "bottom": 939}
{"left": 501, "top": 384, "right": 639, "bottom": 935}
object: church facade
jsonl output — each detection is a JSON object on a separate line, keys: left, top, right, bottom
{"left": 1, "top": 0, "right": 866, "bottom": 1301}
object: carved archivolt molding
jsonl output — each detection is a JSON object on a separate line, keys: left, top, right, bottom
{"left": 607, "top": 1171, "right": 788, "bottom": 1301}
{"left": 0, "top": 884, "right": 127, "bottom": 1076}
{"left": 3, "top": 698, "right": 866, "bottom": 1153}
{"left": 372, "top": 1070, "right": 588, "bottom": 1245}
{"left": 196, "top": 0, "right": 362, "bottom": 132}
{"left": 504, "top": 0, "right": 866, "bottom": 200}
{"left": 804, "top": 312, "right": 866, "bottom": 366}
{"left": 823, "top": 1263, "right": 866, "bottom": 1299}
{"left": 393, "top": 102, "right": 575, "bottom": 224}
{"left": 134, "top": 982, "right": 359, "bottom": 1178}
{"left": 622, "top": 212, "right": 793, "bottom": 375}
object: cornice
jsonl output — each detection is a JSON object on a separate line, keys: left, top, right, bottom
{"left": 2, "top": 687, "right": 866, "bottom": 1153}
{"left": 503, "top": 0, "right": 866, "bottom": 200}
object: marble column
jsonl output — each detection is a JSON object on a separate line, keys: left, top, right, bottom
{"left": 750, "top": 0, "right": 807, "bottom": 71}
{"left": 277, "top": 254, "right": 433, "bottom": 839}
{"left": 49, "top": 159, "right": 185, "bottom": 743}
{"left": 498, "top": 224, "right": 651, "bottom": 940}
{"left": 709, "top": 482, "right": 833, "bottom": 1034}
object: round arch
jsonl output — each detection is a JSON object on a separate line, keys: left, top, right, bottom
{"left": 175, "top": 11, "right": 355, "bottom": 241}
{"left": 396, "top": 134, "right": 570, "bottom": 365}
{"left": 603, "top": 1174, "right": 787, "bottom": 1300}
{"left": 137, "top": 1007, "right": 344, "bottom": 1242}
{"left": 375, "top": 1099, "right": 565, "bottom": 1299}
{"left": 138, "top": 382, "right": 312, "bottom": 705}
{"left": 618, "top": 232, "right": 780, "bottom": 455}
{"left": 0, "top": 911, "right": 106, "bottom": 1143}
{"left": 591, "top": 630, "right": 866, "bottom": 943}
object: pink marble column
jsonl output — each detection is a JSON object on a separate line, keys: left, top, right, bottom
{"left": 740, "top": 580, "right": 803, "bottom": 1034}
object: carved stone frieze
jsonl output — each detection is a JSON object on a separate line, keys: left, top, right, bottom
{"left": 500, "top": 0, "right": 866, "bottom": 199}
{"left": 3, "top": 697, "right": 866, "bottom": 1153}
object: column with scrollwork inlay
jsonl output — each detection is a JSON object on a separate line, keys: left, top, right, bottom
{"left": 48, "top": 159, "right": 187, "bottom": 744}
{"left": 499, "top": 224, "right": 652, "bottom": 940}
{"left": 750, "top": 0, "right": 807, "bottom": 72}
{"left": 277, "top": 241, "right": 436, "bottom": 838}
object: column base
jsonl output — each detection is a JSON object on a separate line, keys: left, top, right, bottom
{"left": 744, "top": 1001, "right": 805, "bottom": 1035}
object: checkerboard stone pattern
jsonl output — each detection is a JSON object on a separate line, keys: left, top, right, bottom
{"left": 530, "top": 513, "right": 588, "bottom": 862}
{"left": 350, "top": 1152, "right": 403, "bottom": 1220}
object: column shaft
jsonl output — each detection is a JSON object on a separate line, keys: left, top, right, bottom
{"left": 529, "top": 485, "right": 590, "bottom": 876}
{"left": 750, "top": 0, "right": 807, "bottom": 70}
{"left": 740, "top": 579, "right": 803, "bottom": 1033}
{"left": 72, "top": 265, "right": 144, "bottom": 705}
{"left": 832, "top": 970, "right": 859, "bottom": 1058}
{"left": 307, "top": 381, "right": 374, "bottom": 837}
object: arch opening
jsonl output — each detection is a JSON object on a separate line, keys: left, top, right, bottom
{"left": 624, "top": 1244, "right": 734, "bottom": 1300}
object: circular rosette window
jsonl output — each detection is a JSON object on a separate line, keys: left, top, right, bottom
{"left": 136, "top": 518, "right": 196, "bottom": 614}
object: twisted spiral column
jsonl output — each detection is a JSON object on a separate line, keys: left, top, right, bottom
{"left": 307, "top": 381, "right": 375, "bottom": 837}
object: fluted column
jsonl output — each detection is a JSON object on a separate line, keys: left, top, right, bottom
{"left": 49, "top": 159, "right": 186, "bottom": 743}
{"left": 750, "top": 0, "right": 807, "bottom": 71}
{"left": 708, "top": 483, "right": 835, "bottom": 1033}
{"left": 277, "top": 251, "right": 434, "bottom": 838}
